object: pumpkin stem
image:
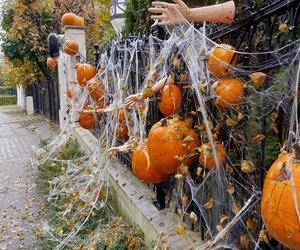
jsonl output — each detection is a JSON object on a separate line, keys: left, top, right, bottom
{"left": 161, "top": 118, "right": 169, "bottom": 127}
{"left": 293, "top": 140, "right": 300, "bottom": 161}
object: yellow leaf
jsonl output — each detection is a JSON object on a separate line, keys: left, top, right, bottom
{"left": 259, "top": 230, "right": 269, "bottom": 244}
{"left": 246, "top": 218, "right": 256, "bottom": 232}
{"left": 226, "top": 117, "right": 238, "bottom": 127}
{"left": 216, "top": 224, "right": 223, "bottom": 232}
{"left": 240, "top": 234, "right": 250, "bottom": 249}
{"left": 232, "top": 202, "right": 241, "bottom": 214}
{"left": 252, "top": 134, "right": 265, "bottom": 142}
{"left": 250, "top": 72, "right": 267, "bottom": 88}
{"left": 225, "top": 164, "right": 234, "bottom": 174}
{"left": 203, "top": 198, "right": 214, "bottom": 209}
{"left": 176, "top": 224, "right": 186, "bottom": 237}
{"left": 271, "top": 112, "right": 278, "bottom": 122}
{"left": 55, "top": 226, "right": 63, "bottom": 234}
{"left": 220, "top": 214, "right": 229, "bottom": 224}
{"left": 181, "top": 196, "right": 189, "bottom": 207}
{"left": 237, "top": 112, "right": 245, "bottom": 122}
{"left": 279, "top": 23, "right": 289, "bottom": 33}
{"left": 241, "top": 160, "right": 256, "bottom": 173}
{"left": 227, "top": 182, "right": 235, "bottom": 194}
{"left": 190, "top": 211, "right": 198, "bottom": 223}
{"left": 196, "top": 167, "right": 203, "bottom": 176}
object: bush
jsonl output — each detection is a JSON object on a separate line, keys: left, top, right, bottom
{"left": 0, "top": 94, "right": 17, "bottom": 106}
{"left": 0, "top": 86, "right": 9, "bottom": 94}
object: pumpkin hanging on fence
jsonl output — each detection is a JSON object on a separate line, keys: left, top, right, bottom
{"left": 159, "top": 81, "right": 182, "bottom": 116}
{"left": 47, "top": 57, "right": 58, "bottom": 69}
{"left": 63, "top": 40, "right": 79, "bottom": 56}
{"left": 198, "top": 143, "right": 226, "bottom": 170}
{"left": 261, "top": 152, "right": 300, "bottom": 250}
{"left": 132, "top": 144, "right": 169, "bottom": 184}
{"left": 148, "top": 116, "right": 200, "bottom": 175}
{"left": 76, "top": 64, "right": 96, "bottom": 86}
{"left": 116, "top": 110, "right": 129, "bottom": 140}
{"left": 212, "top": 78, "right": 244, "bottom": 109}
{"left": 79, "top": 110, "right": 95, "bottom": 129}
{"left": 208, "top": 44, "right": 238, "bottom": 78}
{"left": 61, "top": 13, "right": 84, "bottom": 27}
{"left": 87, "top": 79, "right": 104, "bottom": 101}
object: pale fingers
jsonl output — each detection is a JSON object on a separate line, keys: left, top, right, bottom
{"left": 148, "top": 7, "right": 166, "bottom": 14}
{"left": 158, "top": 20, "right": 171, "bottom": 26}
{"left": 150, "top": 14, "right": 168, "bottom": 21}
{"left": 151, "top": 1, "right": 168, "bottom": 8}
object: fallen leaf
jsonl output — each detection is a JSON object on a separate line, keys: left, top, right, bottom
{"left": 226, "top": 117, "right": 238, "bottom": 127}
{"left": 232, "top": 202, "right": 241, "bottom": 214}
{"left": 225, "top": 164, "right": 234, "bottom": 174}
{"left": 237, "top": 112, "right": 245, "bottom": 122}
{"left": 196, "top": 167, "right": 203, "bottom": 176}
{"left": 279, "top": 23, "right": 289, "bottom": 33}
{"left": 246, "top": 218, "right": 256, "bottom": 232}
{"left": 181, "top": 196, "right": 189, "bottom": 207}
{"left": 227, "top": 182, "right": 235, "bottom": 194}
{"left": 241, "top": 160, "right": 256, "bottom": 173}
{"left": 259, "top": 230, "right": 269, "bottom": 244}
{"left": 252, "top": 134, "right": 265, "bottom": 142}
{"left": 190, "top": 212, "right": 198, "bottom": 223}
{"left": 250, "top": 72, "right": 267, "bottom": 87}
{"left": 240, "top": 234, "right": 250, "bottom": 249}
{"left": 203, "top": 198, "right": 214, "bottom": 209}
{"left": 220, "top": 214, "right": 229, "bottom": 224}
{"left": 216, "top": 224, "right": 223, "bottom": 232}
{"left": 176, "top": 224, "right": 186, "bottom": 237}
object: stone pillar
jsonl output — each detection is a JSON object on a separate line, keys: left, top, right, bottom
{"left": 17, "top": 85, "right": 27, "bottom": 111}
{"left": 26, "top": 96, "right": 34, "bottom": 115}
{"left": 57, "top": 27, "right": 86, "bottom": 130}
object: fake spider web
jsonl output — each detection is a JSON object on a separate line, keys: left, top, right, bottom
{"left": 34, "top": 13, "right": 300, "bottom": 250}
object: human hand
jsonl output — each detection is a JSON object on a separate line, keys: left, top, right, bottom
{"left": 124, "top": 93, "right": 145, "bottom": 109}
{"left": 149, "top": 0, "right": 190, "bottom": 26}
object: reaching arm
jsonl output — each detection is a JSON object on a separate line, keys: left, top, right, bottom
{"left": 149, "top": 0, "right": 235, "bottom": 26}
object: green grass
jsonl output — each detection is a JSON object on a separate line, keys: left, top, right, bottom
{"left": 35, "top": 139, "right": 146, "bottom": 250}
{"left": 0, "top": 94, "right": 17, "bottom": 106}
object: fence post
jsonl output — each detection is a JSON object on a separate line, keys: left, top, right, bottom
{"left": 57, "top": 26, "right": 86, "bottom": 130}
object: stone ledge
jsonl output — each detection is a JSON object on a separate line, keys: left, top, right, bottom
{"left": 72, "top": 125, "right": 200, "bottom": 249}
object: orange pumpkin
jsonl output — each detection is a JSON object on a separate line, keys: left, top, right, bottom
{"left": 199, "top": 143, "right": 226, "bottom": 170}
{"left": 212, "top": 78, "right": 244, "bottom": 109}
{"left": 61, "top": 13, "right": 84, "bottom": 27}
{"left": 87, "top": 79, "right": 104, "bottom": 101}
{"left": 132, "top": 144, "right": 169, "bottom": 184}
{"left": 76, "top": 64, "right": 96, "bottom": 86}
{"left": 47, "top": 57, "right": 58, "bottom": 69}
{"left": 159, "top": 83, "right": 182, "bottom": 116}
{"left": 63, "top": 40, "right": 79, "bottom": 56}
{"left": 79, "top": 110, "right": 95, "bottom": 129}
{"left": 208, "top": 44, "right": 238, "bottom": 78}
{"left": 116, "top": 122, "right": 128, "bottom": 140}
{"left": 261, "top": 153, "right": 300, "bottom": 250}
{"left": 148, "top": 117, "right": 200, "bottom": 174}
{"left": 118, "top": 110, "right": 127, "bottom": 122}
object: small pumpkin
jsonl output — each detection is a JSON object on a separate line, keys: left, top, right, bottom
{"left": 212, "top": 78, "right": 244, "bottom": 109}
{"left": 208, "top": 44, "right": 238, "bottom": 78}
{"left": 159, "top": 82, "right": 182, "bottom": 116}
{"left": 63, "top": 39, "right": 79, "bottom": 56}
{"left": 116, "top": 110, "right": 129, "bottom": 140}
{"left": 199, "top": 143, "right": 226, "bottom": 170}
{"left": 61, "top": 13, "right": 84, "bottom": 27}
{"left": 87, "top": 79, "right": 104, "bottom": 101}
{"left": 76, "top": 64, "right": 96, "bottom": 86}
{"left": 47, "top": 57, "right": 58, "bottom": 69}
{"left": 79, "top": 110, "right": 95, "bottom": 129}
{"left": 132, "top": 144, "right": 169, "bottom": 184}
{"left": 261, "top": 153, "right": 300, "bottom": 250}
{"left": 148, "top": 116, "right": 200, "bottom": 174}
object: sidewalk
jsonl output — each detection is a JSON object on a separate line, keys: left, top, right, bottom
{"left": 0, "top": 105, "right": 58, "bottom": 250}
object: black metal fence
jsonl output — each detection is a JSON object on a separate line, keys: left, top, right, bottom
{"left": 26, "top": 80, "right": 60, "bottom": 121}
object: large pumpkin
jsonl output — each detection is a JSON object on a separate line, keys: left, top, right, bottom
{"left": 47, "top": 57, "right": 57, "bottom": 69}
{"left": 61, "top": 13, "right": 84, "bottom": 27}
{"left": 212, "top": 78, "right": 244, "bottom": 109}
{"left": 132, "top": 144, "right": 168, "bottom": 184}
{"left": 63, "top": 40, "right": 79, "bottom": 56}
{"left": 87, "top": 79, "right": 104, "bottom": 101}
{"left": 199, "top": 143, "right": 226, "bottom": 170}
{"left": 261, "top": 153, "right": 300, "bottom": 250}
{"left": 77, "top": 64, "right": 96, "bottom": 86}
{"left": 159, "top": 83, "right": 182, "bottom": 116}
{"left": 208, "top": 44, "right": 238, "bottom": 78}
{"left": 148, "top": 116, "right": 200, "bottom": 174}
{"left": 79, "top": 110, "right": 95, "bottom": 129}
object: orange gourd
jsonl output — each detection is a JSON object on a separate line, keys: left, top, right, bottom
{"left": 61, "top": 13, "right": 84, "bottom": 27}
{"left": 132, "top": 144, "right": 168, "bottom": 184}
{"left": 79, "top": 110, "right": 95, "bottom": 129}
{"left": 212, "top": 78, "right": 244, "bottom": 109}
{"left": 199, "top": 143, "right": 226, "bottom": 170}
{"left": 148, "top": 116, "right": 200, "bottom": 174}
{"left": 76, "top": 64, "right": 96, "bottom": 86}
{"left": 47, "top": 57, "right": 58, "bottom": 69}
{"left": 63, "top": 40, "right": 79, "bottom": 56}
{"left": 87, "top": 79, "right": 104, "bottom": 101}
{"left": 261, "top": 153, "right": 300, "bottom": 250}
{"left": 208, "top": 44, "right": 238, "bottom": 78}
{"left": 159, "top": 83, "right": 182, "bottom": 116}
